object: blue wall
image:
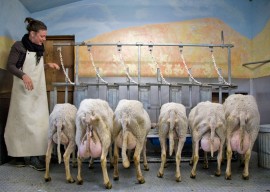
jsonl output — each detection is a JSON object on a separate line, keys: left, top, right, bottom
{"left": 29, "top": 0, "right": 270, "bottom": 42}
{"left": 0, "top": 0, "right": 29, "bottom": 40}
{"left": 1, "top": 0, "right": 270, "bottom": 41}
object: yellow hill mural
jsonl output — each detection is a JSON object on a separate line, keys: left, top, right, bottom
{"left": 79, "top": 18, "right": 255, "bottom": 78}
{"left": 0, "top": 36, "right": 14, "bottom": 70}
{"left": 251, "top": 19, "right": 270, "bottom": 78}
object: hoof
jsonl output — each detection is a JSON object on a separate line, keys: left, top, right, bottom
{"left": 157, "top": 172, "right": 163, "bottom": 178}
{"left": 123, "top": 160, "right": 130, "bottom": 168}
{"left": 77, "top": 180, "right": 83, "bottom": 185}
{"left": 190, "top": 173, "right": 196, "bottom": 179}
{"left": 105, "top": 181, "right": 112, "bottom": 189}
{"left": 203, "top": 164, "right": 209, "bottom": 169}
{"left": 189, "top": 161, "right": 193, "bottom": 166}
{"left": 138, "top": 178, "right": 145, "bottom": 184}
{"left": 113, "top": 176, "right": 119, "bottom": 181}
{"left": 176, "top": 176, "right": 181, "bottom": 182}
{"left": 225, "top": 174, "right": 231, "bottom": 180}
{"left": 242, "top": 175, "right": 249, "bottom": 180}
{"left": 44, "top": 177, "right": 51, "bottom": 182}
{"left": 67, "top": 178, "right": 75, "bottom": 183}
{"left": 164, "top": 163, "right": 168, "bottom": 168}
{"left": 144, "top": 166, "right": 149, "bottom": 171}
{"left": 72, "top": 163, "right": 78, "bottom": 168}
{"left": 88, "top": 164, "right": 94, "bottom": 169}
{"left": 215, "top": 172, "right": 221, "bottom": 177}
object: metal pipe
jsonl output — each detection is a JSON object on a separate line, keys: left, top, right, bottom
{"left": 228, "top": 47, "right": 232, "bottom": 84}
{"left": 249, "top": 78, "right": 254, "bottom": 96}
{"left": 53, "top": 42, "right": 234, "bottom": 48}
{"left": 65, "top": 68, "right": 69, "bottom": 103}
{"left": 127, "top": 85, "right": 130, "bottom": 99}
{"left": 52, "top": 82, "right": 74, "bottom": 87}
{"left": 188, "top": 85, "right": 192, "bottom": 109}
{"left": 138, "top": 43, "right": 142, "bottom": 84}
{"left": 158, "top": 85, "right": 161, "bottom": 107}
{"left": 219, "top": 86, "right": 222, "bottom": 104}
{"left": 75, "top": 45, "right": 79, "bottom": 85}
{"left": 226, "top": 46, "right": 232, "bottom": 96}
{"left": 53, "top": 86, "right": 57, "bottom": 108}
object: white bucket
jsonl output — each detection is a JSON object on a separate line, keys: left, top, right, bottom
{"left": 258, "top": 124, "right": 270, "bottom": 169}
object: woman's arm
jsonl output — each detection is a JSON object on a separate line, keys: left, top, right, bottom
{"left": 6, "top": 42, "right": 26, "bottom": 79}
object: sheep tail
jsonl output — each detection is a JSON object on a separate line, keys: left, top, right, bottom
{"left": 210, "top": 127, "right": 215, "bottom": 158}
{"left": 209, "top": 116, "right": 216, "bottom": 158}
{"left": 121, "top": 116, "right": 130, "bottom": 168}
{"left": 57, "top": 122, "right": 62, "bottom": 164}
{"left": 239, "top": 112, "right": 246, "bottom": 151}
{"left": 168, "top": 110, "right": 175, "bottom": 156}
{"left": 122, "top": 120, "right": 128, "bottom": 152}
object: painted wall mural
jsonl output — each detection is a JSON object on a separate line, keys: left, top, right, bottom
{"left": 0, "top": 37, "right": 14, "bottom": 70}
{"left": 251, "top": 19, "right": 270, "bottom": 78}
{"left": 77, "top": 18, "right": 259, "bottom": 79}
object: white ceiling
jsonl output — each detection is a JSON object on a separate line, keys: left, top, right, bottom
{"left": 19, "top": 0, "right": 83, "bottom": 13}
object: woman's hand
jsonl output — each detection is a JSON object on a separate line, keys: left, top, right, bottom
{"left": 46, "top": 63, "right": 60, "bottom": 70}
{"left": 22, "top": 74, "right": 34, "bottom": 91}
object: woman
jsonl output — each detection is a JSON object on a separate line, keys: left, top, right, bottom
{"left": 4, "top": 17, "right": 60, "bottom": 171}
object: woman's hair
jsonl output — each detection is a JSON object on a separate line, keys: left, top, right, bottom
{"left": 24, "top": 17, "right": 47, "bottom": 33}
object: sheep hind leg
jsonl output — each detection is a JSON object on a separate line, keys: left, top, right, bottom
{"left": 157, "top": 138, "right": 166, "bottom": 178}
{"left": 100, "top": 148, "right": 112, "bottom": 189}
{"left": 134, "top": 144, "right": 145, "bottom": 184}
{"left": 113, "top": 142, "right": 120, "bottom": 181}
{"left": 190, "top": 141, "right": 199, "bottom": 179}
{"left": 109, "top": 145, "right": 114, "bottom": 169}
{"left": 71, "top": 150, "right": 77, "bottom": 168}
{"left": 122, "top": 131, "right": 130, "bottom": 168}
{"left": 203, "top": 152, "right": 209, "bottom": 169}
{"left": 215, "top": 139, "right": 225, "bottom": 177}
{"left": 44, "top": 140, "right": 53, "bottom": 182}
{"left": 189, "top": 136, "right": 195, "bottom": 166}
{"left": 175, "top": 138, "right": 185, "bottom": 182}
{"left": 63, "top": 142, "right": 75, "bottom": 183}
{"left": 76, "top": 155, "right": 83, "bottom": 185}
{"left": 225, "top": 137, "right": 233, "bottom": 180}
{"left": 242, "top": 149, "right": 251, "bottom": 180}
{"left": 142, "top": 139, "right": 149, "bottom": 171}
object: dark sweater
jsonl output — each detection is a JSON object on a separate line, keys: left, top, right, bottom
{"left": 6, "top": 41, "right": 27, "bottom": 79}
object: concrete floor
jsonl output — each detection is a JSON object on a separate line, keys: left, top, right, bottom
{"left": 0, "top": 152, "right": 269, "bottom": 192}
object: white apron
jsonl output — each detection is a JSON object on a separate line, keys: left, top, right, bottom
{"left": 4, "top": 51, "right": 49, "bottom": 157}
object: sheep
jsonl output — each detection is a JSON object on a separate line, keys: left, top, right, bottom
{"left": 113, "top": 99, "right": 151, "bottom": 184}
{"left": 188, "top": 101, "right": 226, "bottom": 179}
{"left": 223, "top": 94, "right": 260, "bottom": 180}
{"left": 157, "top": 102, "right": 188, "bottom": 182}
{"left": 44, "top": 103, "right": 77, "bottom": 183}
{"left": 75, "top": 98, "right": 114, "bottom": 189}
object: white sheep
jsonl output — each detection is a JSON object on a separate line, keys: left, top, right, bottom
{"left": 189, "top": 101, "right": 226, "bottom": 179}
{"left": 157, "top": 102, "right": 188, "bottom": 182}
{"left": 75, "top": 98, "right": 114, "bottom": 189}
{"left": 223, "top": 94, "right": 260, "bottom": 180}
{"left": 113, "top": 99, "right": 151, "bottom": 184}
{"left": 44, "top": 103, "right": 77, "bottom": 183}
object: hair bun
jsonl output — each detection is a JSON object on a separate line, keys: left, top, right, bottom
{"left": 24, "top": 17, "right": 35, "bottom": 24}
